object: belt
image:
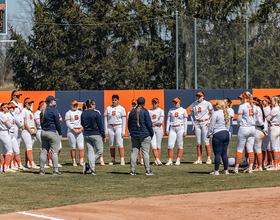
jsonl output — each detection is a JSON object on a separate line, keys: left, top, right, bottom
{"left": 152, "top": 125, "right": 161, "bottom": 127}
{"left": 172, "top": 124, "right": 183, "bottom": 127}
{"left": 30, "top": 127, "right": 35, "bottom": 129}
{"left": 37, "top": 128, "right": 41, "bottom": 130}
{"left": 110, "top": 124, "right": 121, "bottom": 126}
{"left": 74, "top": 127, "right": 82, "bottom": 130}
{"left": 268, "top": 124, "right": 279, "bottom": 127}
{"left": 197, "top": 119, "right": 209, "bottom": 122}
{"left": 10, "top": 131, "right": 14, "bottom": 133}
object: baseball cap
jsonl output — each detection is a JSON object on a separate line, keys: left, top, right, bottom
{"left": 152, "top": 98, "right": 159, "bottom": 103}
{"left": 39, "top": 102, "right": 45, "bottom": 108}
{"left": 261, "top": 97, "right": 270, "bottom": 103}
{"left": 173, "top": 98, "right": 181, "bottom": 103}
{"left": 13, "top": 91, "right": 22, "bottom": 96}
{"left": 238, "top": 94, "right": 243, "bottom": 99}
{"left": 196, "top": 92, "right": 204, "bottom": 97}
{"left": 137, "top": 97, "right": 145, "bottom": 105}
{"left": 45, "top": 96, "right": 58, "bottom": 102}
{"left": 0, "top": 104, "right": 9, "bottom": 110}
{"left": 24, "top": 98, "right": 34, "bottom": 104}
{"left": 8, "top": 103, "right": 18, "bottom": 108}
{"left": 131, "top": 99, "right": 137, "bottom": 104}
{"left": 71, "top": 100, "right": 78, "bottom": 105}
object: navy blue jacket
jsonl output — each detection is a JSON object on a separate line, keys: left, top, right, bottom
{"left": 40, "top": 106, "right": 62, "bottom": 135}
{"left": 128, "top": 107, "right": 154, "bottom": 138}
{"left": 81, "top": 109, "right": 105, "bottom": 138}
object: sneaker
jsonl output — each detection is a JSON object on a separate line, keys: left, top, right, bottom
{"left": 25, "top": 164, "right": 31, "bottom": 169}
{"left": 193, "top": 159, "right": 202, "bottom": 165}
{"left": 264, "top": 164, "right": 273, "bottom": 169}
{"left": 253, "top": 167, "right": 263, "bottom": 172}
{"left": 165, "top": 160, "right": 173, "bottom": 166}
{"left": 232, "top": 169, "right": 238, "bottom": 174}
{"left": 48, "top": 162, "right": 53, "bottom": 167}
{"left": 39, "top": 170, "right": 45, "bottom": 175}
{"left": 157, "top": 160, "right": 163, "bottom": 166}
{"left": 19, "top": 166, "right": 28, "bottom": 171}
{"left": 175, "top": 159, "right": 180, "bottom": 166}
{"left": 11, "top": 166, "right": 18, "bottom": 171}
{"left": 206, "top": 159, "right": 212, "bottom": 165}
{"left": 140, "top": 160, "right": 144, "bottom": 166}
{"left": 221, "top": 170, "right": 229, "bottom": 175}
{"left": 243, "top": 168, "right": 253, "bottom": 173}
{"left": 152, "top": 160, "right": 158, "bottom": 166}
{"left": 210, "top": 170, "right": 219, "bottom": 175}
{"left": 100, "top": 161, "right": 105, "bottom": 166}
{"left": 83, "top": 163, "right": 89, "bottom": 174}
{"left": 5, "top": 168, "right": 16, "bottom": 173}
{"left": 146, "top": 170, "right": 155, "bottom": 175}
{"left": 266, "top": 166, "right": 278, "bottom": 171}
{"left": 57, "top": 163, "right": 63, "bottom": 168}
{"left": 31, "top": 165, "right": 40, "bottom": 169}
{"left": 120, "top": 161, "right": 125, "bottom": 166}
{"left": 53, "top": 170, "right": 64, "bottom": 175}
{"left": 240, "top": 161, "right": 248, "bottom": 167}
{"left": 130, "top": 170, "right": 136, "bottom": 175}
{"left": 91, "top": 170, "right": 96, "bottom": 175}
{"left": 73, "top": 162, "right": 77, "bottom": 167}
{"left": 44, "top": 164, "right": 50, "bottom": 169}
{"left": 108, "top": 161, "right": 115, "bottom": 165}
{"left": 80, "top": 162, "right": 84, "bottom": 166}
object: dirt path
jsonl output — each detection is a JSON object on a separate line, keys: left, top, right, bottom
{"left": 2, "top": 187, "right": 280, "bottom": 220}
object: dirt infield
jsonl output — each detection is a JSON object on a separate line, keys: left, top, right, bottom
{"left": 2, "top": 187, "right": 280, "bottom": 220}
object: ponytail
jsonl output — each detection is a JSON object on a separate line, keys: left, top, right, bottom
{"left": 82, "top": 103, "right": 87, "bottom": 112}
{"left": 243, "top": 91, "right": 254, "bottom": 116}
{"left": 41, "top": 103, "right": 48, "bottom": 123}
{"left": 253, "top": 97, "right": 265, "bottom": 122}
{"left": 136, "top": 104, "right": 143, "bottom": 127}
{"left": 216, "top": 100, "right": 229, "bottom": 125}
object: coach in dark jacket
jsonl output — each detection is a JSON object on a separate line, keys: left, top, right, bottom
{"left": 128, "top": 97, "right": 154, "bottom": 175}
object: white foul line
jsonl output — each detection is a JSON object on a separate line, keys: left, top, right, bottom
{"left": 17, "top": 211, "right": 65, "bottom": 220}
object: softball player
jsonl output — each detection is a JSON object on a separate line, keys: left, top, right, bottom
{"left": 0, "top": 103, "right": 16, "bottom": 172}
{"left": 10, "top": 90, "right": 24, "bottom": 147}
{"left": 21, "top": 98, "right": 39, "bottom": 169}
{"left": 148, "top": 98, "right": 164, "bottom": 165}
{"left": 165, "top": 97, "right": 188, "bottom": 166}
{"left": 224, "top": 98, "right": 234, "bottom": 138}
{"left": 104, "top": 94, "right": 126, "bottom": 165}
{"left": 233, "top": 91, "right": 256, "bottom": 174}
{"left": 252, "top": 97, "right": 267, "bottom": 171}
{"left": 65, "top": 100, "right": 84, "bottom": 166}
{"left": 6, "top": 103, "right": 27, "bottom": 170}
{"left": 265, "top": 96, "right": 280, "bottom": 171}
{"left": 190, "top": 91, "right": 214, "bottom": 164}
{"left": 261, "top": 96, "right": 272, "bottom": 167}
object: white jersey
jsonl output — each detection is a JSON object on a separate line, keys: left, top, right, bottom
{"left": 11, "top": 100, "right": 24, "bottom": 126}
{"left": 65, "top": 110, "right": 83, "bottom": 130}
{"left": 148, "top": 108, "right": 164, "bottom": 127}
{"left": 0, "top": 112, "right": 12, "bottom": 131}
{"left": 254, "top": 106, "right": 265, "bottom": 127}
{"left": 166, "top": 107, "right": 188, "bottom": 132}
{"left": 22, "top": 108, "right": 35, "bottom": 129}
{"left": 237, "top": 103, "right": 255, "bottom": 127}
{"left": 263, "top": 106, "right": 271, "bottom": 118}
{"left": 227, "top": 108, "right": 234, "bottom": 127}
{"left": 6, "top": 112, "right": 21, "bottom": 134}
{"left": 190, "top": 100, "right": 214, "bottom": 123}
{"left": 34, "top": 110, "right": 41, "bottom": 129}
{"left": 266, "top": 106, "right": 280, "bottom": 125}
{"left": 104, "top": 105, "right": 126, "bottom": 125}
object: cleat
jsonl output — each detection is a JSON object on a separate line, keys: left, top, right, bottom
{"left": 44, "top": 164, "right": 50, "bottom": 169}
{"left": 19, "top": 166, "right": 28, "bottom": 171}
{"left": 25, "top": 164, "right": 31, "bottom": 169}
{"left": 130, "top": 170, "right": 136, "bottom": 175}
{"left": 264, "top": 164, "right": 273, "bottom": 169}
{"left": 5, "top": 168, "right": 16, "bottom": 173}
{"left": 100, "top": 161, "right": 105, "bottom": 166}
{"left": 221, "top": 170, "right": 229, "bottom": 175}
{"left": 240, "top": 161, "right": 248, "bottom": 167}
{"left": 193, "top": 160, "right": 202, "bottom": 165}
{"left": 83, "top": 163, "right": 89, "bottom": 174}
{"left": 157, "top": 160, "right": 163, "bottom": 166}
{"left": 57, "top": 163, "right": 62, "bottom": 168}
{"left": 140, "top": 160, "right": 144, "bottom": 166}
{"left": 120, "top": 161, "right": 125, "bottom": 166}
{"left": 11, "top": 166, "right": 18, "bottom": 171}
{"left": 53, "top": 170, "right": 64, "bottom": 175}
{"left": 243, "top": 168, "right": 253, "bottom": 173}
{"left": 48, "top": 162, "right": 53, "bottom": 167}
{"left": 165, "top": 160, "right": 173, "bottom": 166}
{"left": 91, "top": 170, "right": 96, "bottom": 175}
{"left": 108, "top": 161, "right": 115, "bottom": 165}
{"left": 39, "top": 170, "right": 45, "bottom": 175}
{"left": 73, "top": 162, "right": 77, "bottom": 167}
{"left": 146, "top": 170, "right": 155, "bottom": 175}
{"left": 153, "top": 160, "right": 158, "bottom": 166}
{"left": 80, "top": 162, "right": 84, "bottom": 166}
{"left": 210, "top": 170, "right": 219, "bottom": 175}
{"left": 206, "top": 159, "right": 212, "bottom": 165}
{"left": 232, "top": 169, "right": 239, "bottom": 174}
{"left": 31, "top": 165, "right": 40, "bottom": 169}
{"left": 266, "top": 166, "right": 278, "bottom": 171}
{"left": 175, "top": 159, "right": 180, "bottom": 166}
{"left": 253, "top": 167, "right": 263, "bottom": 172}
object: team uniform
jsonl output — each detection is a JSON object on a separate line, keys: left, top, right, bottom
{"left": 148, "top": 107, "right": 164, "bottom": 165}
{"left": 166, "top": 107, "right": 188, "bottom": 165}
{"left": 11, "top": 100, "right": 23, "bottom": 146}
{"left": 0, "top": 111, "right": 14, "bottom": 172}
{"left": 227, "top": 108, "right": 234, "bottom": 138}
{"left": 266, "top": 106, "right": 280, "bottom": 170}
{"left": 65, "top": 109, "right": 84, "bottom": 166}
{"left": 22, "top": 108, "right": 39, "bottom": 168}
{"left": 190, "top": 100, "right": 214, "bottom": 164}
{"left": 34, "top": 110, "right": 43, "bottom": 150}
{"left": 104, "top": 105, "right": 126, "bottom": 165}
{"left": 233, "top": 102, "right": 256, "bottom": 173}
{"left": 262, "top": 106, "right": 272, "bottom": 166}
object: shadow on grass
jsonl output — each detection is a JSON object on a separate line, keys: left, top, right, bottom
{"left": 187, "top": 171, "right": 212, "bottom": 175}
{"left": 108, "top": 171, "right": 132, "bottom": 175}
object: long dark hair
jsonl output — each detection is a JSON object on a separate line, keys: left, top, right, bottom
{"left": 253, "top": 97, "right": 265, "bottom": 122}
{"left": 85, "top": 99, "right": 95, "bottom": 109}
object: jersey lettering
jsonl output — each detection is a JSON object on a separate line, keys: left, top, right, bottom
{"left": 175, "top": 112, "right": 179, "bottom": 117}
{"left": 249, "top": 109, "right": 253, "bottom": 116}
{"left": 198, "top": 107, "right": 201, "bottom": 113}
{"left": 29, "top": 114, "right": 32, "bottom": 120}
{"left": 12, "top": 119, "right": 15, "bottom": 125}
{"left": 75, "top": 115, "right": 79, "bottom": 120}
{"left": 112, "top": 111, "right": 116, "bottom": 116}
{"left": 152, "top": 114, "right": 156, "bottom": 120}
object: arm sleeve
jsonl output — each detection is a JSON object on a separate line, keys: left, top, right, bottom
{"left": 65, "top": 112, "right": 74, "bottom": 130}
{"left": 207, "top": 112, "right": 217, "bottom": 137}
{"left": 96, "top": 114, "right": 105, "bottom": 138}
{"left": 104, "top": 116, "right": 108, "bottom": 134}
{"left": 190, "top": 105, "right": 195, "bottom": 125}
{"left": 183, "top": 110, "right": 188, "bottom": 133}
{"left": 266, "top": 108, "right": 276, "bottom": 122}
{"left": 208, "top": 103, "right": 214, "bottom": 115}
{"left": 15, "top": 117, "right": 22, "bottom": 128}
{"left": 144, "top": 110, "right": 154, "bottom": 137}
{"left": 166, "top": 111, "right": 171, "bottom": 132}
{"left": 122, "top": 116, "right": 126, "bottom": 135}
{"left": 127, "top": 112, "right": 131, "bottom": 133}
{"left": 237, "top": 105, "right": 243, "bottom": 126}
{"left": 54, "top": 111, "right": 62, "bottom": 135}
{"left": 1, "top": 115, "right": 12, "bottom": 129}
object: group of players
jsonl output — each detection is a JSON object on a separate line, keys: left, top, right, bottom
{"left": 0, "top": 90, "right": 278, "bottom": 174}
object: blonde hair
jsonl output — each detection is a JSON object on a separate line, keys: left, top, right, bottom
{"left": 41, "top": 102, "right": 49, "bottom": 123}
{"left": 272, "top": 96, "right": 280, "bottom": 106}
{"left": 216, "top": 100, "right": 229, "bottom": 125}
{"left": 136, "top": 104, "right": 143, "bottom": 127}
{"left": 243, "top": 91, "right": 254, "bottom": 116}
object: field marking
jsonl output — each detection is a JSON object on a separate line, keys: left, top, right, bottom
{"left": 17, "top": 211, "right": 65, "bottom": 220}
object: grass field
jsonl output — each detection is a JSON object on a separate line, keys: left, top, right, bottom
{"left": 1, "top": 136, "right": 280, "bottom": 214}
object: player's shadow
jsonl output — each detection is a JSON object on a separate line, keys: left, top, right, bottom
{"left": 187, "top": 171, "right": 212, "bottom": 174}
{"left": 108, "top": 171, "right": 132, "bottom": 175}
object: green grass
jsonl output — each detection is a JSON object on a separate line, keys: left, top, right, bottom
{"left": 1, "top": 136, "right": 280, "bottom": 214}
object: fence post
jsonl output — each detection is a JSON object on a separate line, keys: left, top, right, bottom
{"left": 176, "top": 11, "right": 178, "bottom": 90}
{"left": 246, "top": 18, "right": 248, "bottom": 89}
{"left": 194, "top": 18, "right": 197, "bottom": 90}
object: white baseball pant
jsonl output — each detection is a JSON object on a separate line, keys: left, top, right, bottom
{"left": 168, "top": 126, "right": 184, "bottom": 149}
{"left": 0, "top": 130, "right": 13, "bottom": 155}
{"left": 151, "top": 126, "right": 163, "bottom": 150}
{"left": 108, "top": 124, "right": 123, "bottom": 149}
{"left": 269, "top": 126, "right": 280, "bottom": 151}
{"left": 237, "top": 126, "right": 255, "bottom": 153}
{"left": 21, "top": 129, "right": 35, "bottom": 151}
{"left": 195, "top": 122, "right": 210, "bottom": 146}
{"left": 253, "top": 128, "right": 265, "bottom": 154}
{"left": 36, "top": 130, "right": 42, "bottom": 151}
{"left": 262, "top": 129, "right": 271, "bottom": 151}
{"left": 67, "top": 130, "right": 84, "bottom": 150}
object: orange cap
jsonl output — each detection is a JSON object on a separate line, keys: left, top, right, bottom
{"left": 0, "top": 104, "right": 9, "bottom": 110}
{"left": 71, "top": 100, "right": 78, "bottom": 105}
{"left": 13, "top": 91, "right": 22, "bottom": 96}
{"left": 131, "top": 99, "right": 137, "bottom": 104}
{"left": 238, "top": 94, "right": 243, "bottom": 99}
{"left": 39, "top": 102, "right": 45, "bottom": 108}
{"left": 173, "top": 98, "right": 181, "bottom": 103}
{"left": 261, "top": 97, "right": 270, "bottom": 103}
{"left": 253, "top": 99, "right": 258, "bottom": 104}
{"left": 8, "top": 103, "right": 18, "bottom": 108}
{"left": 152, "top": 98, "right": 159, "bottom": 103}
{"left": 24, "top": 98, "right": 34, "bottom": 104}
{"left": 196, "top": 92, "right": 204, "bottom": 97}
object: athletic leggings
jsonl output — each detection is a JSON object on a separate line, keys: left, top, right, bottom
{"left": 212, "top": 130, "right": 229, "bottom": 171}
